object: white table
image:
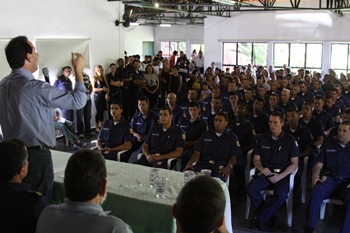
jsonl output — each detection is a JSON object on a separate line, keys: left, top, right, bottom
{"left": 51, "top": 150, "right": 233, "bottom": 233}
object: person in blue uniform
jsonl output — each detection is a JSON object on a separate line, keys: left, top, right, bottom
{"left": 178, "top": 101, "right": 207, "bottom": 171}
{"left": 247, "top": 111, "right": 299, "bottom": 230}
{"left": 184, "top": 112, "right": 241, "bottom": 182}
{"left": 201, "top": 96, "right": 223, "bottom": 131}
{"left": 284, "top": 108, "right": 314, "bottom": 189}
{"left": 245, "top": 97, "right": 270, "bottom": 136}
{"left": 304, "top": 121, "right": 350, "bottom": 233}
{"left": 290, "top": 85, "right": 304, "bottom": 112}
{"left": 130, "top": 96, "right": 159, "bottom": 154}
{"left": 324, "top": 94, "right": 341, "bottom": 126}
{"left": 166, "top": 92, "right": 183, "bottom": 125}
{"left": 230, "top": 103, "right": 256, "bottom": 192}
{"left": 179, "top": 89, "right": 202, "bottom": 118}
{"left": 325, "top": 109, "right": 350, "bottom": 144}
{"left": 202, "top": 87, "right": 220, "bottom": 112}
{"left": 53, "top": 66, "right": 73, "bottom": 121}
{"left": 76, "top": 72, "right": 93, "bottom": 137}
{"left": 130, "top": 60, "right": 146, "bottom": 115}
{"left": 278, "top": 89, "right": 297, "bottom": 115}
{"left": 263, "top": 93, "right": 285, "bottom": 117}
{"left": 0, "top": 138, "right": 49, "bottom": 233}
{"left": 298, "top": 81, "right": 315, "bottom": 104}
{"left": 107, "top": 63, "right": 123, "bottom": 120}
{"left": 134, "top": 106, "right": 185, "bottom": 169}
{"left": 313, "top": 95, "right": 335, "bottom": 133}
{"left": 97, "top": 101, "right": 133, "bottom": 162}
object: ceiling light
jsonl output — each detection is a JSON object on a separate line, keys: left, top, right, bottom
{"left": 160, "top": 23, "right": 171, "bottom": 27}
{"left": 154, "top": 2, "right": 159, "bottom": 7}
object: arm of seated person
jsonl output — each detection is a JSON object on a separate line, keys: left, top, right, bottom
{"left": 156, "top": 147, "right": 184, "bottom": 161}
{"left": 106, "top": 141, "right": 132, "bottom": 152}
{"left": 184, "top": 151, "right": 201, "bottom": 170}
{"left": 268, "top": 157, "right": 298, "bottom": 184}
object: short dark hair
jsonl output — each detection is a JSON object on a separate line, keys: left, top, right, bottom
{"left": 254, "top": 97, "right": 265, "bottom": 106}
{"left": 175, "top": 176, "right": 226, "bottom": 233}
{"left": 5, "top": 36, "right": 32, "bottom": 69}
{"left": 0, "top": 139, "right": 27, "bottom": 181}
{"left": 188, "top": 101, "right": 200, "bottom": 109}
{"left": 228, "top": 91, "right": 237, "bottom": 97}
{"left": 302, "top": 102, "right": 313, "bottom": 109}
{"left": 340, "top": 120, "right": 350, "bottom": 129}
{"left": 110, "top": 100, "right": 123, "bottom": 109}
{"left": 62, "top": 66, "right": 72, "bottom": 71}
{"left": 271, "top": 111, "right": 284, "bottom": 122}
{"left": 325, "top": 94, "right": 333, "bottom": 100}
{"left": 269, "top": 92, "right": 279, "bottom": 100}
{"left": 160, "top": 106, "right": 172, "bottom": 115}
{"left": 331, "top": 88, "right": 339, "bottom": 94}
{"left": 138, "top": 96, "right": 149, "bottom": 105}
{"left": 314, "top": 95, "right": 324, "bottom": 101}
{"left": 216, "top": 112, "right": 228, "bottom": 121}
{"left": 64, "top": 150, "right": 107, "bottom": 202}
{"left": 110, "top": 63, "right": 116, "bottom": 68}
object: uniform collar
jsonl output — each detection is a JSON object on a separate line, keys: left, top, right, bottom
{"left": 64, "top": 199, "right": 107, "bottom": 215}
{"left": 11, "top": 68, "right": 35, "bottom": 81}
{"left": 0, "top": 181, "right": 32, "bottom": 192}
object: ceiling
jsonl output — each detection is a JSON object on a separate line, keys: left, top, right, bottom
{"left": 108, "top": 0, "right": 350, "bottom": 26}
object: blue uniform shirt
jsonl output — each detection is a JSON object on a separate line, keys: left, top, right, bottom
{"left": 313, "top": 110, "right": 335, "bottom": 131}
{"left": 144, "top": 123, "right": 185, "bottom": 154}
{"left": 318, "top": 141, "right": 350, "bottom": 179}
{"left": 194, "top": 130, "right": 241, "bottom": 162}
{"left": 98, "top": 117, "right": 133, "bottom": 148}
{"left": 283, "top": 125, "right": 314, "bottom": 153}
{"left": 53, "top": 75, "right": 73, "bottom": 91}
{"left": 130, "top": 110, "right": 159, "bottom": 136}
{"left": 299, "top": 117, "right": 324, "bottom": 142}
{"left": 253, "top": 131, "right": 300, "bottom": 171}
{"left": 245, "top": 112, "right": 270, "bottom": 135}
{"left": 229, "top": 120, "right": 256, "bottom": 151}
{"left": 179, "top": 117, "right": 207, "bottom": 142}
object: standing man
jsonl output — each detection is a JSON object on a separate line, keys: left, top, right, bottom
{"left": 304, "top": 121, "right": 350, "bottom": 233}
{"left": 107, "top": 63, "right": 124, "bottom": 120}
{"left": 134, "top": 107, "right": 185, "bottom": 169}
{"left": 0, "top": 36, "right": 87, "bottom": 201}
{"left": 76, "top": 72, "right": 93, "bottom": 137}
{"left": 247, "top": 111, "right": 299, "bottom": 230}
{"left": 185, "top": 112, "right": 241, "bottom": 182}
{"left": 53, "top": 66, "right": 74, "bottom": 121}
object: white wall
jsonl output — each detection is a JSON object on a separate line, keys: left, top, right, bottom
{"left": 124, "top": 26, "right": 155, "bottom": 56}
{"left": 0, "top": 0, "right": 125, "bottom": 79}
{"left": 204, "top": 11, "right": 350, "bottom": 73}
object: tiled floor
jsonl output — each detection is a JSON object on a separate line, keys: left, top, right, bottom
{"left": 55, "top": 134, "right": 344, "bottom": 233}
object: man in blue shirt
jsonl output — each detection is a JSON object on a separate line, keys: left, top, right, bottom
{"left": 130, "top": 96, "right": 159, "bottom": 154}
{"left": 53, "top": 66, "right": 74, "bottom": 121}
{"left": 304, "top": 121, "right": 350, "bottom": 233}
{"left": 97, "top": 101, "right": 133, "bottom": 162}
{"left": 166, "top": 92, "right": 183, "bottom": 125}
{"left": 0, "top": 36, "right": 87, "bottom": 201}
{"left": 134, "top": 107, "right": 185, "bottom": 169}
{"left": 247, "top": 111, "right": 299, "bottom": 230}
{"left": 184, "top": 112, "right": 241, "bottom": 182}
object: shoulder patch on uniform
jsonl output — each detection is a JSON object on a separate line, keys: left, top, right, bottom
{"left": 295, "top": 141, "right": 299, "bottom": 147}
{"left": 130, "top": 128, "right": 133, "bottom": 134}
{"left": 182, "top": 134, "right": 186, "bottom": 140}
{"left": 236, "top": 141, "right": 240, "bottom": 147}
{"left": 25, "top": 190, "right": 43, "bottom": 197}
{"left": 206, "top": 126, "right": 209, "bottom": 131}
{"left": 157, "top": 119, "right": 160, "bottom": 124}
{"left": 157, "top": 161, "right": 162, "bottom": 166}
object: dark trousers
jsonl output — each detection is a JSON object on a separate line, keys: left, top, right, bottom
{"left": 77, "top": 99, "right": 92, "bottom": 135}
{"left": 23, "top": 148, "right": 53, "bottom": 203}
{"left": 305, "top": 177, "right": 350, "bottom": 232}
{"left": 134, "top": 154, "right": 174, "bottom": 169}
{"left": 181, "top": 148, "right": 194, "bottom": 171}
{"left": 192, "top": 160, "right": 228, "bottom": 182}
{"left": 102, "top": 150, "right": 130, "bottom": 162}
{"left": 246, "top": 174, "right": 290, "bottom": 224}
{"left": 61, "top": 109, "right": 73, "bottom": 122}
{"left": 159, "top": 85, "right": 168, "bottom": 108}
{"left": 233, "top": 155, "right": 247, "bottom": 191}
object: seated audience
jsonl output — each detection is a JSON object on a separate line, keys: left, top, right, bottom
{"left": 97, "top": 101, "right": 133, "bottom": 162}
{"left": 172, "top": 176, "right": 228, "bottom": 233}
{"left": 304, "top": 121, "right": 350, "bottom": 233}
{"left": 185, "top": 112, "right": 241, "bottom": 182}
{"left": 53, "top": 108, "right": 88, "bottom": 149}
{"left": 134, "top": 107, "right": 185, "bottom": 168}
{"left": 0, "top": 139, "right": 49, "bottom": 233}
{"left": 36, "top": 149, "right": 133, "bottom": 233}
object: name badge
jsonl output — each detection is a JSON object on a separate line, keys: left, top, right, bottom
{"left": 152, "top": 133, "right": 159, "bottom": 136}
{"left": 136, "top": 122, "right": 142, "bottom": 125}
{"left": 102, "top": 128, "right": 109, "bottom": 131}
{"left": 262, "top": 146, "right": 271, "bottom": 149}
{"left": 326, "top": 149, "right": 337, "bottom": 153}
{"left": 204, "top": 139, "right": 212, "bottom": 142}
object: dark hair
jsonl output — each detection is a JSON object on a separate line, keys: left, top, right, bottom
{"left": 110, "top": 63, "right": 116, "bottom": 68}
{"left": 216, "top": 112, "right": 228, "bottom": 121}
{"left": 269, "top": 92, "right": 279, "bottom": 101}
{"left": 64, "top": 150, "right": 107, "bottom": 202}
{"left": 117, "top": 58, "right": 124, "bottom": 63}
{"left": 314, "top": 95, "right": 324, "bottom": 101}
{"left": 145, "top": 64, "right": 154, "bottom": 73}
{"left": 254, "top": 97, "right": 265, "bottom": 106}
{"left": 325, "top": 94, "right": 333, "bottom": 100}
{"left": 0, "top": 139, "right": 27, "bottom": 181}
{"left": 160, "top": 106, "right": 172, "bottom": 115}
{"left": 5, "top": 36, "right": 32, "bottom": 69}
{"left": 62, "top": 66, "right": 72, "bottom": 71}
{"left": 340, "top": 120, "right": 350, "bottom": 129}
{"left": 331, "top": 88, "right": 339, "bottom": 94}
{"left": 110, "top": 100, "right": 123, "bottom": 109}
{"left": 286, "top": 108, "right": 299, "bottom": 114}
{"left": 344, "top": 108, "right": 350, "bottom": 115}
{"left": 138, "top": 96, "right": 150, "bottom": 105}
{"left": 175, "top": 176, "right": 225, "bottom": 233}
{"left": 302, "top": 102, "right": 313, "bottom": 109}
{"left": 188, "top": 101, "right": 200, "bottom": 109}
{"left": 271, "top": 111, "right": 284, "bottom": 122}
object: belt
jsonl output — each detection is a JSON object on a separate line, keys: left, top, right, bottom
{"left": 209, "top": 160, "right": 215, "bottom": 164}
{"left": 27, "top": 145, "right": 49, "bottom": 151}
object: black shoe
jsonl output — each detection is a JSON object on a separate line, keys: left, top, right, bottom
{"left": 265, "top": 214, "right": 279, "bottom": 228}
{"left": 250, "top": 217, "right": 260, "bottom": 230}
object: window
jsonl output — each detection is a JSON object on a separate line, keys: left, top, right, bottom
{"left": 161, "top": 41, "right": 186, "bottom": 59}
{"left": 331, "top": 44, "right": 350, "bottom": 77}
{"left": 273, "top": 43, "right": 322, "bottom": 73}
{"left": 191, "top": 44, "right": 205, "bottom": 55}
{"left": 222, "top": 42, "right": 267, "bottom": 71}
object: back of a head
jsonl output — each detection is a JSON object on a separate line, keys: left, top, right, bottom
{"left": 0, "top": 138, "right": 27, "bottom": 181}
{"left": 5, "top": 36, "right": 32, "bottom": 69}
{"left": 64, "top": 149, "right": 107, "bottom": 202}
{"left": 175, "top": 176, "right": 226, "bottom": 233}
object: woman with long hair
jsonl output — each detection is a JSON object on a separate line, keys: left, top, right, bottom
{"left": 143, "top": 64, "right": 159, "bottom": 110}
{"left": 92, "top": 65, "right": 109, "bottom": 132}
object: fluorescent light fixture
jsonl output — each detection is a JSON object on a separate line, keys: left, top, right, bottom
{"left": 154, "top": 2, "right": 159, "bottom": 7}
{"left": 130, "top": 22, "right": 139, "bottom": 26}
{"left": 160, "top": 23, "right": 171, "bottom": 27}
